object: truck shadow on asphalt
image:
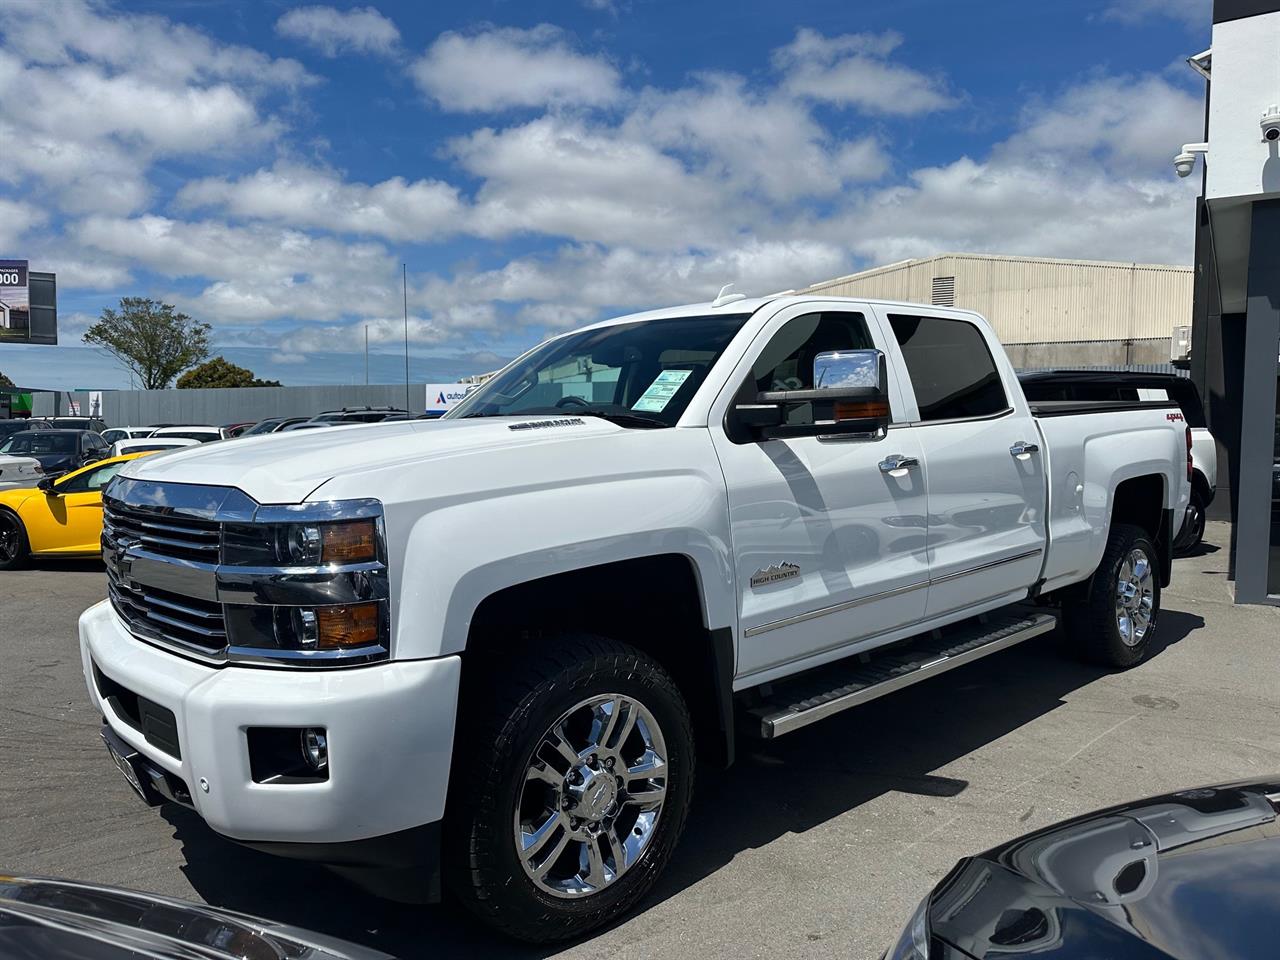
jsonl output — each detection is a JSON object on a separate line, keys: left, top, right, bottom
{"left": 162, "top": 608, "right": 1203, "bottom": 959}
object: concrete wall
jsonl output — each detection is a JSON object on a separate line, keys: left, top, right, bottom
{"left": 33, "top": 383, "right": 429, "bottom": 427}
{"left": 804, "top": 254, "right": 1193, "bottom": 345}
{"left": 1003, "top": 337, "right": 1173, "bottom": 369}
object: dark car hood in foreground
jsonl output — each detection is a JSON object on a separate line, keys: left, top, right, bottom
{"left": 0, "top": 876, "right": 395, "bottom": 960}
{"left": 928, "top": 779, "right": 1280, "bottom": 959}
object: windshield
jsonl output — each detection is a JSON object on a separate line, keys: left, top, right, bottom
{"left": 157, "top": 430, "right": 218, "bottom": 442}
{"left": 0, "top": 433, "right": 76, "bottom": 455}
{"left": 242, "top": 419, "right": 283, "bottom": 435}
{"left": 448, "top": 314, "right": 751, "bottom": 427}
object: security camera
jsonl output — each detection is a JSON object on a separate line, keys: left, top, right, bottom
{"left": 1261, "top": 104, "right": 1280, "bottom": 142}
{"left": 1173, "top": 142, "right": 1208, "bottom": 179}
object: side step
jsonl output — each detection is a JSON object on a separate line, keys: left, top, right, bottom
{"left": 748, "top": 608, "right": 1058, "bottom": 738}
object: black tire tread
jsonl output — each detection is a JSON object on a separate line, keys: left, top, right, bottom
{"left": 0, "top": 509, "right": 29, "bottom": 571}
{"left": 445, "top": 633, "right": 694, "bottom": 943}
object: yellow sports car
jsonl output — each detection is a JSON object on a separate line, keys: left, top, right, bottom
{"left": 0, "top": 452, "right": 151, "bottom": 570}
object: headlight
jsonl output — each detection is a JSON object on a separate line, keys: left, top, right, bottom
{"left": 885, "top": 894, "right": 933, "bottom": 960}
{"left": 223, "top": 518, "right": 381, "bottom": 566}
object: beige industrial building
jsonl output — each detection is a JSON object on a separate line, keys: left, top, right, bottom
{"left": 801, "top": 253, "right": 1193, "bottom": 368}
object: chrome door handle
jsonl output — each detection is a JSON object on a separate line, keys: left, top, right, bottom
{"left": 1010, "top": 441, "right": 1039, "bottom": 460}
{"left": 879, "top": 454, "right": 919, "bottom": 476}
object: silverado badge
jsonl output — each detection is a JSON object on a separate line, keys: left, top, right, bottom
{"left": 750, "top": 562, "right": 800, "bottom": 588}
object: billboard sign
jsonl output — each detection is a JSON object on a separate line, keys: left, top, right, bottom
{"left": 0, "top": 259, "right": 29, "bottom": 340}
{"left": 424, "top": 383, "right": 475, "bottom": 414}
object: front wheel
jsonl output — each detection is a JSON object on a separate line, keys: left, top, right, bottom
{"left": 445, "top": 634, "right": 695, "bottom": 942}
{"left": 1065, "top": 523, "right": 1160, "bottom": 668}
{"left": 0, "top": 511, "right": 29, "bottom": 571}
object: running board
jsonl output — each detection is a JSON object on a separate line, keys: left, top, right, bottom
{"left": 748, "top": 608, "right": 1058, "bottom": 738}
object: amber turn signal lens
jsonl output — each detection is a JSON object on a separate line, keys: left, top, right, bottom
{"left": 834, "top": 399, "right": 890, "bottom": 422}
{"left": 320, "top": 519, "right": 378, "bottom": 563}
{"left": 315, "top": 602, "right": 380, "bottom": 648}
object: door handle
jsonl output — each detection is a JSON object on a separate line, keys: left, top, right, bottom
{"left": 879, "top": 454, "right": 919, "bottom": 477}
{"left": 1010, "top": 440, "right": 1039, "bottom": 460}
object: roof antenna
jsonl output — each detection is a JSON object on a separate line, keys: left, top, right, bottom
{"left": 711, "top": 283, "right": 747, "bottom": 308}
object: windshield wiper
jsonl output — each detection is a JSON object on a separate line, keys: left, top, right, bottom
{"left": 571, "top": 411, "right": 669, "bottom": 429}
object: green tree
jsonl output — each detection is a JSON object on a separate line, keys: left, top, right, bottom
{"left": 83, "top": 298, "right": 211, "bottom": 390}
{"left": 177, "top": 356, "right": 281, "bottom": 389}
{"left": 0, "top": 370, "right": 14, "bottom": 389}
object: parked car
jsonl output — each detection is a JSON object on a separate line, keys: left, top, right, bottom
{"left": 885, "top": 778, "right": 1280, "bottom": 960}
{"left": 241, "top": 416, "right": 310, "bottom": 435}
{"left": 0, "top": 429, "right": 110, "bottom": 477}
{"left": 309, "top": 405, "right": 410, "bottom": 423}
{"left": 1019, "top": 370, "right": 1216, "bottom": 553}
{"left": 39, "top": 415, "right": 108, "bottom": 432}
{"left": 0, "top": 452, "right": 150, "bottom": 570}
{"left": 0, "top": 453, "right": 43, "bottom": 490}
{"left": 280, "top": 420, "right": 361, "bottom": 431}
{"left": 0, "top": 419, "right": 50, "bottom": 442}
{"left": 110, "top": 437, "right": 199, "bottom": 457}
{"left": 0, "top": 875, "right": 392, "bottom": 960}
{"left": 221, "top": 420, "right": 257, "bottom": 438}
{"left": 100, "top": 426, "right": 156, "bottom": 446}
{"left": 82, "top": 294, "right": 1190, "bottom": 941}
{"left": 149, "top": 425, "right": 223, "bottom": 443}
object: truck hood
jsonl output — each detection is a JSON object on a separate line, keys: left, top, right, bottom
{"left": 118, "top": 416, "right": 623, "bottom": 503}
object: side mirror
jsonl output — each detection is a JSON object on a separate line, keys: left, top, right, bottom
{"left": 38, "top": 477, "right": 58, "bottom": 494}
{"left": 733, "top": 349, "right": 891, "bottom": 441}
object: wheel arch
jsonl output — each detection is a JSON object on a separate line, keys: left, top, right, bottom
{"left": 1104, "top": 474, "right": 1173, "bottom": 589}
{"left": 462, "top": 554, "right": 736, "bottom": 768}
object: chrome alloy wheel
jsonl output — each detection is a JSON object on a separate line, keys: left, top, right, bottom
{"left": 514, "top": 694, "right": 668, "bottom": 899}
{"left": 1115, "top": 547, "right": 1155, "bottom": 646}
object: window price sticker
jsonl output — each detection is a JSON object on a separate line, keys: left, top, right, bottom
{"left": 632, "top": 369, "right": 692, "bottom": 413}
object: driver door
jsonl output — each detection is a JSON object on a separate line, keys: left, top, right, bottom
{"left": 24, "top": 460, "right": 127, "bottom": 554}
{"left": 710, "top": 304, "right": 930, "bottom": 681}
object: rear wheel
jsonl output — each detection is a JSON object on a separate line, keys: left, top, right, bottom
{"left": 1065, "top": 524, "right": 1160, "bottom": 668}
{"left": 445, "top": 634, "right": 695, "bottom": 942}
{"left": 0, "top": 511, "right": 29, "bottom": 571}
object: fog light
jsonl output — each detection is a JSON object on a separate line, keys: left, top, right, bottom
{"left": 301, "top": 728, "right": 328, "bottom": 772}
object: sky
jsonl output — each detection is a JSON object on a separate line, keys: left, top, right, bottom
{"left": 0, "top": 0, "right": 1212, "bottom": 390}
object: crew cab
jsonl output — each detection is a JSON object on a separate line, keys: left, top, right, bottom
{"left": 79, "top": 296, "right": 1190, "bottom": 942}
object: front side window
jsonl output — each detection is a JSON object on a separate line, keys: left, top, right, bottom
{"left": 450, "top": 314, "right": 751, "bottom": 427}
{"left": 57, "top": 460, "right": 127, "bottom": 494}
{"left": 888, "top": 315, "right": 1008, "bottom": 422}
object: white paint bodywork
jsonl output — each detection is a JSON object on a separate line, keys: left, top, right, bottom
{"left": 85, "top": 295, "right": 1189, "bottom": 844}
{"left": 0, "top": 454, "right": 42, "bottom": 490}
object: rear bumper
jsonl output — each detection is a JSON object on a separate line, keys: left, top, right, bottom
{"left": 79, "top": 599, "right": 461, "bottom": 848}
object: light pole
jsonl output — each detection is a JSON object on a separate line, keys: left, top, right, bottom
{"left": 402, "top": 263, "right": 410, "bottom": 411}
{"left": 364, "top": 324, "right": 369, "bottom": 385}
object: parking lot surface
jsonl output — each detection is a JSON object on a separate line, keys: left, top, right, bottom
{"left": 2, "top": 521, "right": 1278, "bottom": 960}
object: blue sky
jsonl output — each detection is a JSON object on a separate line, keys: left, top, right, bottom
{"left": 0, "top": 0, "right": 1209, "bottom": 390}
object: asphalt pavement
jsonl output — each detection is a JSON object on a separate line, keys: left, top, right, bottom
{"left": 2, "top": 522, "right": 1278, "bottom": 960}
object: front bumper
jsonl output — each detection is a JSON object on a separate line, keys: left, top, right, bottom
{"left": 79, "top": 599, "right": 461, "bottom": 847}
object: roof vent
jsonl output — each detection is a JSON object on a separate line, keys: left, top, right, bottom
{"left": 931, "top": 276, "right": 956, "bottom": 307}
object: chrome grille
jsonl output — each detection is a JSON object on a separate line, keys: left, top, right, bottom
{"left": 107, "top": 574, "right": 227, "bottom": 654}
{"left": 103, "top": 500, "right": 221, "bottom": 563}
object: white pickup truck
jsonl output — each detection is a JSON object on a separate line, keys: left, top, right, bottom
{"left": 80, "top": 295, "right": 1191, "bottom": 941}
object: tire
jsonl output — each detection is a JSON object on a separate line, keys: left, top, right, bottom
{"left": 0, "top": 510, "right": 29, "bottom": 571}
{"left": 444, "top": 634, "right": 695, "bottom": 943}
{"left": 1065, "top": 524, "right": 1160, "bottom": 668}
{"left": 1173, "top": 488, "right": 1206, "bottom": 555}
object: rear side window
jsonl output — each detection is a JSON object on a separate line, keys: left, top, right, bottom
{"left": 888, "top": 315, "right": 1008, "bottom": 422}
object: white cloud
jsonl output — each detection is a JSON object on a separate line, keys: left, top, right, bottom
{"left": 0, "top": 0, "right": 311, "bottom": 217}
{"left": 276, "top": 6, "right": 401, "bottom": 58}
{"left": 1103, "top": 0, "right": 1209, "bottom": 29}
{"left": 411, "top": 25, "right": 620, "bottom": 111}
{"left": 177, "top": 163, "right": 464, "bottom": 242}
{"left": 0, "top": 197, "right": 47, "bottom": 249}
{"left": 774, "top": 29, "right": 956, "bottom": 116}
